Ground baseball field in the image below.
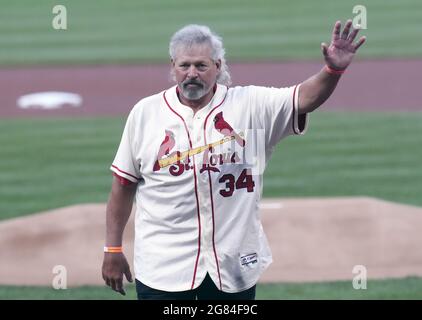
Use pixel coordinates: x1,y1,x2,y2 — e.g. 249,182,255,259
1,0,421,299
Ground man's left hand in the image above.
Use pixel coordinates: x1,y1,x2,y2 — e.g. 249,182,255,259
321,19,366,71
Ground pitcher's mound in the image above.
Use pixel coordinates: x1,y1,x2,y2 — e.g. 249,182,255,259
1,197,422,286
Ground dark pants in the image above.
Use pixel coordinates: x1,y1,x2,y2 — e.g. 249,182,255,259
136,273,256,300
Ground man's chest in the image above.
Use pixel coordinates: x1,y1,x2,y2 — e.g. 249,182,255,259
138,103,261,179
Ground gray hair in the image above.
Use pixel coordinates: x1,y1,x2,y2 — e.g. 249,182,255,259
169,24,232,86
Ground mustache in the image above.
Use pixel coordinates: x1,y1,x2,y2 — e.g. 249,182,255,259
183,80,204,87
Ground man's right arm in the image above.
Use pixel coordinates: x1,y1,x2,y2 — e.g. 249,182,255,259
105,175,137,246
102,176,137,295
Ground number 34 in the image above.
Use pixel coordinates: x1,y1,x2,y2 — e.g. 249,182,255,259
219,169,255,197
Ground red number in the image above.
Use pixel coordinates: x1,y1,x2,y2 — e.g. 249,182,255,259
219,169,255,197
219,174,235,197
236,169,255,192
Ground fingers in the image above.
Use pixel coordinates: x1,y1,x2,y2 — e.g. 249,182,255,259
347,27,360,42
124,267,133,283
331,20,341,42
104,272,127,295
331,19,366,51
110,278,116,291
103,254,130,295
341,19,353,39
321,42,328,57
110,277,126,296
116,281,126,296
354,36,366,51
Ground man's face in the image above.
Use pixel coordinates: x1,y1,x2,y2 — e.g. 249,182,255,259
172,44,221,101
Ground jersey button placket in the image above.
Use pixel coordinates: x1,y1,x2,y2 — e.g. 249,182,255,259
194,115,214,276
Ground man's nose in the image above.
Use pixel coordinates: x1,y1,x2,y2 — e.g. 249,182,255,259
187,65,198,78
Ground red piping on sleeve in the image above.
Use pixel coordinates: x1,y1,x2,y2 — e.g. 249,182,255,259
111,164,140,181
112,172,135,186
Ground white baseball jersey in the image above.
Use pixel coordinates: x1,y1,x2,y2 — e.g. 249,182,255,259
110,83,309,293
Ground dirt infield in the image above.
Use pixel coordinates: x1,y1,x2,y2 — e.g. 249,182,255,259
1,197,422,286
0,59,421,118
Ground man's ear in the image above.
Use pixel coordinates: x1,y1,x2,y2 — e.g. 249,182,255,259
216,59,222,71
171,59,175,68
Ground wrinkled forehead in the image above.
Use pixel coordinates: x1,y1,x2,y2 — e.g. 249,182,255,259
173,43,214,62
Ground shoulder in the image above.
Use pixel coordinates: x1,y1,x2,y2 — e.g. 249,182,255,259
229,85,296,102
226,85,275,98
223,86,253,104
227,85,256,95
225,85,280,107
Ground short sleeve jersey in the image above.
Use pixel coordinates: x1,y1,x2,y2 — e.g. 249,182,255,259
111,84,308,292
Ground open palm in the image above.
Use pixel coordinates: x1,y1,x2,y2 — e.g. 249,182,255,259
322,20,366,71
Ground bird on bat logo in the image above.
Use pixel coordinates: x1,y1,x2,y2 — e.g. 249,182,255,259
213,111,245,147
153,129,175,171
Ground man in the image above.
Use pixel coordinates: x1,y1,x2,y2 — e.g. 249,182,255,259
102,21,365,300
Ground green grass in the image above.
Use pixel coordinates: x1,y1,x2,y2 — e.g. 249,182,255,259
1,112,421,221
264,111,422,206
0,116,124,220
256,277,422,300
0,0,421,65
1,277,422,299
0,284,137,300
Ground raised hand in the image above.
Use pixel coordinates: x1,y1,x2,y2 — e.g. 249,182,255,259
321,20,366,71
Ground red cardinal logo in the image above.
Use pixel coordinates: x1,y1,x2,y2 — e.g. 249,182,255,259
213,111,245,147
153,129,175,171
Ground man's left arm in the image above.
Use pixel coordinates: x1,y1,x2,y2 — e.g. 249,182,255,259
298,20,366,115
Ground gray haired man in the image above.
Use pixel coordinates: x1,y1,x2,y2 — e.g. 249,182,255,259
102,22,365,300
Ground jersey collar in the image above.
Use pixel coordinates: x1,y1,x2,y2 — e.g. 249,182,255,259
164,84,228,120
